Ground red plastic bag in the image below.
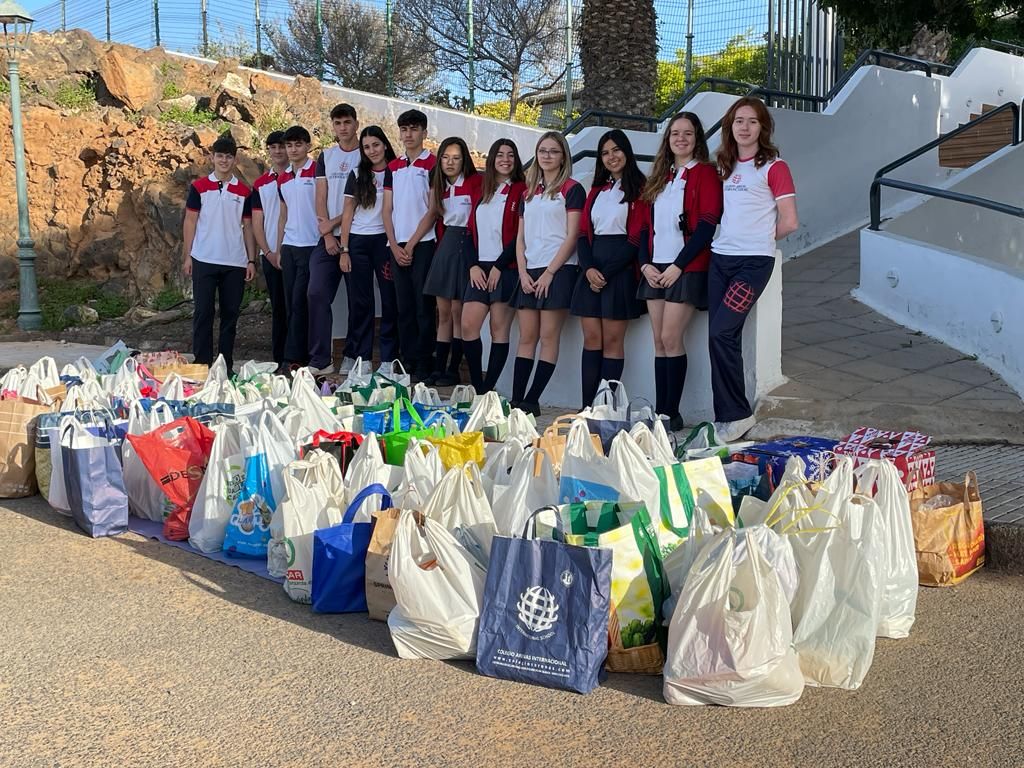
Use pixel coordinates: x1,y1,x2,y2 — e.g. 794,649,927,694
126,417,215,540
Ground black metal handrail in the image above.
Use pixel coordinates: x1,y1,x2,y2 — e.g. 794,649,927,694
869,178,1024,229
563,48,945,137
869,100,1023,229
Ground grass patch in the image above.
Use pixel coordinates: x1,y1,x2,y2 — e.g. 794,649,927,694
151,284,186,311
161,81,184,99
51,79,97,110
38,278,128,330
0,78,9,96
240,284,267,311
254,102,290,145
158,61,180,79
159,104,219,126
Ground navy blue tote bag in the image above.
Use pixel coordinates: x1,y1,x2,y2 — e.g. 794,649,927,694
476,511,613,694
311,484,391,613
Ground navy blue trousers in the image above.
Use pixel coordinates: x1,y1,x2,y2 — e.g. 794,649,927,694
346,233,399,362
707,252,776,422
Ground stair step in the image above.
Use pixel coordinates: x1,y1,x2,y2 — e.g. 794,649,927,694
939,106,1015,168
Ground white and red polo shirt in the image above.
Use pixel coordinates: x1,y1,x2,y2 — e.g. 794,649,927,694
185,173,252,267
385,149,436,244
278,157,320,247
316,144,361,236
343,166,393,236
712,157,795,258
520,178,585,269
249,169,282,254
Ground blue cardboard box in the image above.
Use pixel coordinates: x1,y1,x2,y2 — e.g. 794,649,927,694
730,436,839,489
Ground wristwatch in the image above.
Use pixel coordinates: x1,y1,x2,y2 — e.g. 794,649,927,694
340,245,350,253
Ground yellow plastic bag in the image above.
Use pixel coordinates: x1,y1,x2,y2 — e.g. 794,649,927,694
428,431,485,470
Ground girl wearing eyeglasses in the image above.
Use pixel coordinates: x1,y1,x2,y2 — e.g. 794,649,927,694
709,97,798,442
509,132,584,415
462,139,527,393
571,129,648,409
638,112,722,431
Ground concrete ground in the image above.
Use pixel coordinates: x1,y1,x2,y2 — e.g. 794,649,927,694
3,495,1023,768
756,231,1024,443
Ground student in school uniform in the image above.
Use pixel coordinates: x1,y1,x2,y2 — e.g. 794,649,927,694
308,103,361,376
571,129,648,409
181,135,256,375
638,112,723,431
462,138,527,393
274,125,320,371
248,131,289,372
510,131,584,415
382,109,437,382
337,126,400,369
405,137,481,386
710,97,798,441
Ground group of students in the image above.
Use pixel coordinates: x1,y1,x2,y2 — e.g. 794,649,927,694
182,96,797,442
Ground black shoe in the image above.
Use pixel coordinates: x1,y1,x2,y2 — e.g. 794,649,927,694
424,371,441,386
434,372,458,387
520,400,541,418
668,414,686,432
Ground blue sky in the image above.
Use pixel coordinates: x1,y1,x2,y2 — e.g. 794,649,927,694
26,0,767,96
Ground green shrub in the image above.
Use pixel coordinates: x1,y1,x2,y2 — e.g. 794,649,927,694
159,104,219,126
51,79,96,110
38,278,128,330
151,284,186,311
162,81,183,99
0,78,9,96
474,100,542,125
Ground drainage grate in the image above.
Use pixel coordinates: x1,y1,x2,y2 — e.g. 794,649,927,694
933,445,1024,526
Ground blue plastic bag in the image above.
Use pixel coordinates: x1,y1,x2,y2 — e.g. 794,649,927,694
222,451,276,558
476,520,613,694
61,421,129,538
311,484,391,613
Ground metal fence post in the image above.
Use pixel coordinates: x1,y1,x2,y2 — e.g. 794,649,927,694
467,0,475,110
60,0,65,31
106,0,111,41
153,0,161,46
385,0,394,96
564,0,573,128
684,0,694,89
316,0,325,80
201,0,209,56
255,0,262,66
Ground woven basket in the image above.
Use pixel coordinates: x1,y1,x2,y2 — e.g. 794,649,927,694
606,606,663,675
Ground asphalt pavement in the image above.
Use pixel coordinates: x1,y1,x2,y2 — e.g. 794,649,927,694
2,494,1022,768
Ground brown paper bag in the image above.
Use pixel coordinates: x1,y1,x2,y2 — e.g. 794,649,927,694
910,472,985,586
0,398,53,498
365,508,407,621
533,415,602,474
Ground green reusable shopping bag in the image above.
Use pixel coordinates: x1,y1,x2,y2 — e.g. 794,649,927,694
653,463,696,539
380,397,445,467
542,501,668,672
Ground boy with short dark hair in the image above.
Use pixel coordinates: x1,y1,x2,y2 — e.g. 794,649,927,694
182,135,256,375
383,108,437,380
308,103,361,376
249,130,289,371
275,125,319,370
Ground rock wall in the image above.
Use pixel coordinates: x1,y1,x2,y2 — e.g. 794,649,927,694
0,30,433,302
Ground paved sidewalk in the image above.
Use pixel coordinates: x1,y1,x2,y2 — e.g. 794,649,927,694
757,231,1024,442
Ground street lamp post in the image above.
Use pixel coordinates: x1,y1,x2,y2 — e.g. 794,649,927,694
0,0,40,331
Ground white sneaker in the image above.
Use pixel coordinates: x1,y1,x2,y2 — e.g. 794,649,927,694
308,362,335,376
338,356,357,375
713,415,756,443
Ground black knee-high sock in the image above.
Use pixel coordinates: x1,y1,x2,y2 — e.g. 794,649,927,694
581,348,603,409
601,356,625,386
666,354,688,418
482,342,510,393
512,356,534,403
463,338,484,390
654,356,668,415
447,337,464,377
526,360,557,403
432,341,450,374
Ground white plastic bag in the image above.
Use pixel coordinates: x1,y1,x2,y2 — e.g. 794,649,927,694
28,357,61,390
122,401,176,521
392,438,445,510
422,463,497,565
158,373,186,401
188,421,246,552
582,379,629,418
490,447,558,536
288,369,345,440
387,511,488,660
663,528,804,707
255,409,299,510
449,384,476,406
480,437,525,501
273,450,345,600
377,360,411,388
629,420,676,466
344,435,398,521
411,382,443,406
854,458,918,639
559,418,618,504
506,408,539,443
464,390,505,434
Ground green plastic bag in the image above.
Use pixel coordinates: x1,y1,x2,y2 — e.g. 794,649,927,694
380,397,445,466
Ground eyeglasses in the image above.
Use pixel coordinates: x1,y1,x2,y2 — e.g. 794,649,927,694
536,148,563,157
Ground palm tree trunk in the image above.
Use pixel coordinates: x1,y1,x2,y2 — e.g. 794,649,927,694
579,0,657,125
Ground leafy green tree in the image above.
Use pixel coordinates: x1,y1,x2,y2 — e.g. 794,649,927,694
474,99,542,125
654,33,767,114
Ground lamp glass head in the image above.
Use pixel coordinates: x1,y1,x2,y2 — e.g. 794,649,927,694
0,1,33,58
